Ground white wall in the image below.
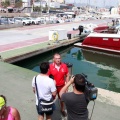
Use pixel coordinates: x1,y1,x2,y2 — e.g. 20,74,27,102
50,2,60,8
22,0,31,7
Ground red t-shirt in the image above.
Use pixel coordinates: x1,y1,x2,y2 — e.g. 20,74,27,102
48,63,69,86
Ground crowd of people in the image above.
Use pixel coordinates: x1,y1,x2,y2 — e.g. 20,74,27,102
0,53,89,120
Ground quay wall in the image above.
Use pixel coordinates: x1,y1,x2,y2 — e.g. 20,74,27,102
2,34,87,63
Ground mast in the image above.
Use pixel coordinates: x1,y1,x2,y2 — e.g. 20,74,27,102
104,0,105,7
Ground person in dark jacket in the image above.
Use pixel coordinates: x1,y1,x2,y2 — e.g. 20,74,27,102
60,74,89,120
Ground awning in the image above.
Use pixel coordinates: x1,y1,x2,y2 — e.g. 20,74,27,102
7,5,14,9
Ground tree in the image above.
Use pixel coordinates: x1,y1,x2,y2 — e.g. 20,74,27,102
15,0,23,8
33,6,41,12
1,0,10,8
43,3,48,12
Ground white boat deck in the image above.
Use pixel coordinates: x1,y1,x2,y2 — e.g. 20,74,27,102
74,42,120,53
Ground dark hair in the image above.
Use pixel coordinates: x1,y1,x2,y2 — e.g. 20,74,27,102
49,74,54,79
0,95,7,104
40,62,49,74
74,74,85,92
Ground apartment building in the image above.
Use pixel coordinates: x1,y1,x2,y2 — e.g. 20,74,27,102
56,0,64,3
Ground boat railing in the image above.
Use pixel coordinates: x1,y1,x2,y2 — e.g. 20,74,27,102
117,28,120,34
100,26,118,34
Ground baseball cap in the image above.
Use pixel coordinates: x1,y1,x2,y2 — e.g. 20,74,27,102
0,97,5,110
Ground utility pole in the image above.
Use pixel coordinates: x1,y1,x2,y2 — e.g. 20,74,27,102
48,0,50,14
104,0,105,8
48,0,50,23
40,0,42,16
87,0,90,11
89,0,90,7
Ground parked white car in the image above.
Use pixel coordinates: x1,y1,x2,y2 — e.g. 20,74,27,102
14,17,31,25
8,18,22,24
36,17,46,24
57,18,65,23
49,16,59,24
26,17,40,25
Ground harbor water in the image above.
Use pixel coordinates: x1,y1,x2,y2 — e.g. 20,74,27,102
14,46,120,93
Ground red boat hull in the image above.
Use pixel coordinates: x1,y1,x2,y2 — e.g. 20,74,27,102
74,33,120,55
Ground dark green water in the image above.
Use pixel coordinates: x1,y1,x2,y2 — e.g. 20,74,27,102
14,46,120,93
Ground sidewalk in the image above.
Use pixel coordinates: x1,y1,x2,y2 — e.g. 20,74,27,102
0,33,88,63
0,61,120,120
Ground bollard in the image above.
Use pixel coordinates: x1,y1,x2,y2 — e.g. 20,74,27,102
67,34,71,39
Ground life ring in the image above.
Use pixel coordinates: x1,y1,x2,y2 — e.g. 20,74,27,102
52,32,59,41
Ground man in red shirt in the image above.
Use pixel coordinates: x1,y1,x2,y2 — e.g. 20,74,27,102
48,53,69,117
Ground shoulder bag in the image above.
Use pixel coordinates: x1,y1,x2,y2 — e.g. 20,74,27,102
35,76,54,113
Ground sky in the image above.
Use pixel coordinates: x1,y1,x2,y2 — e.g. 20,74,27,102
65,0,119,7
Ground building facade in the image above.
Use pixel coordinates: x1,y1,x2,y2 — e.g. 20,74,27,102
46,0,64,3
54,0,64,3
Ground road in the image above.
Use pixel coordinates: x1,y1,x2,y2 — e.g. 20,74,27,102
0,19,110,46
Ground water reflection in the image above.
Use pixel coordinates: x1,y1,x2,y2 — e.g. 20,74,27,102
71,50,83,60
14,46,120,93
81,49,120,69
81,49,120,92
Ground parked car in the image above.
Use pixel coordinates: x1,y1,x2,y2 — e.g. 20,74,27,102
14,17,31,25
49,16,59,24
26,17,40,25
0,17,9,25
36,17,46,24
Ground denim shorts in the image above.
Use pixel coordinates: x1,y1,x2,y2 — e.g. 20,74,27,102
36,103,55,115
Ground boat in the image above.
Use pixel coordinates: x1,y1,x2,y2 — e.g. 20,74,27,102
74,25,120,55
93,25,109,33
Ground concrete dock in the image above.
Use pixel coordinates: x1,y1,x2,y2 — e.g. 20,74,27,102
0,19,120,120
1,61,120,120
0,34,87,63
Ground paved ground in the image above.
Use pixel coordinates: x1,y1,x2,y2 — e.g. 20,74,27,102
0,61,120,120
1,19,120,120
0,19,110,46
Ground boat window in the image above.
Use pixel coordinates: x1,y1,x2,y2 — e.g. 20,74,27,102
113,39,119,41
103,38,108,40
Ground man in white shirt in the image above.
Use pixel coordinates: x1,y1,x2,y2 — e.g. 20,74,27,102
32,62,57,120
